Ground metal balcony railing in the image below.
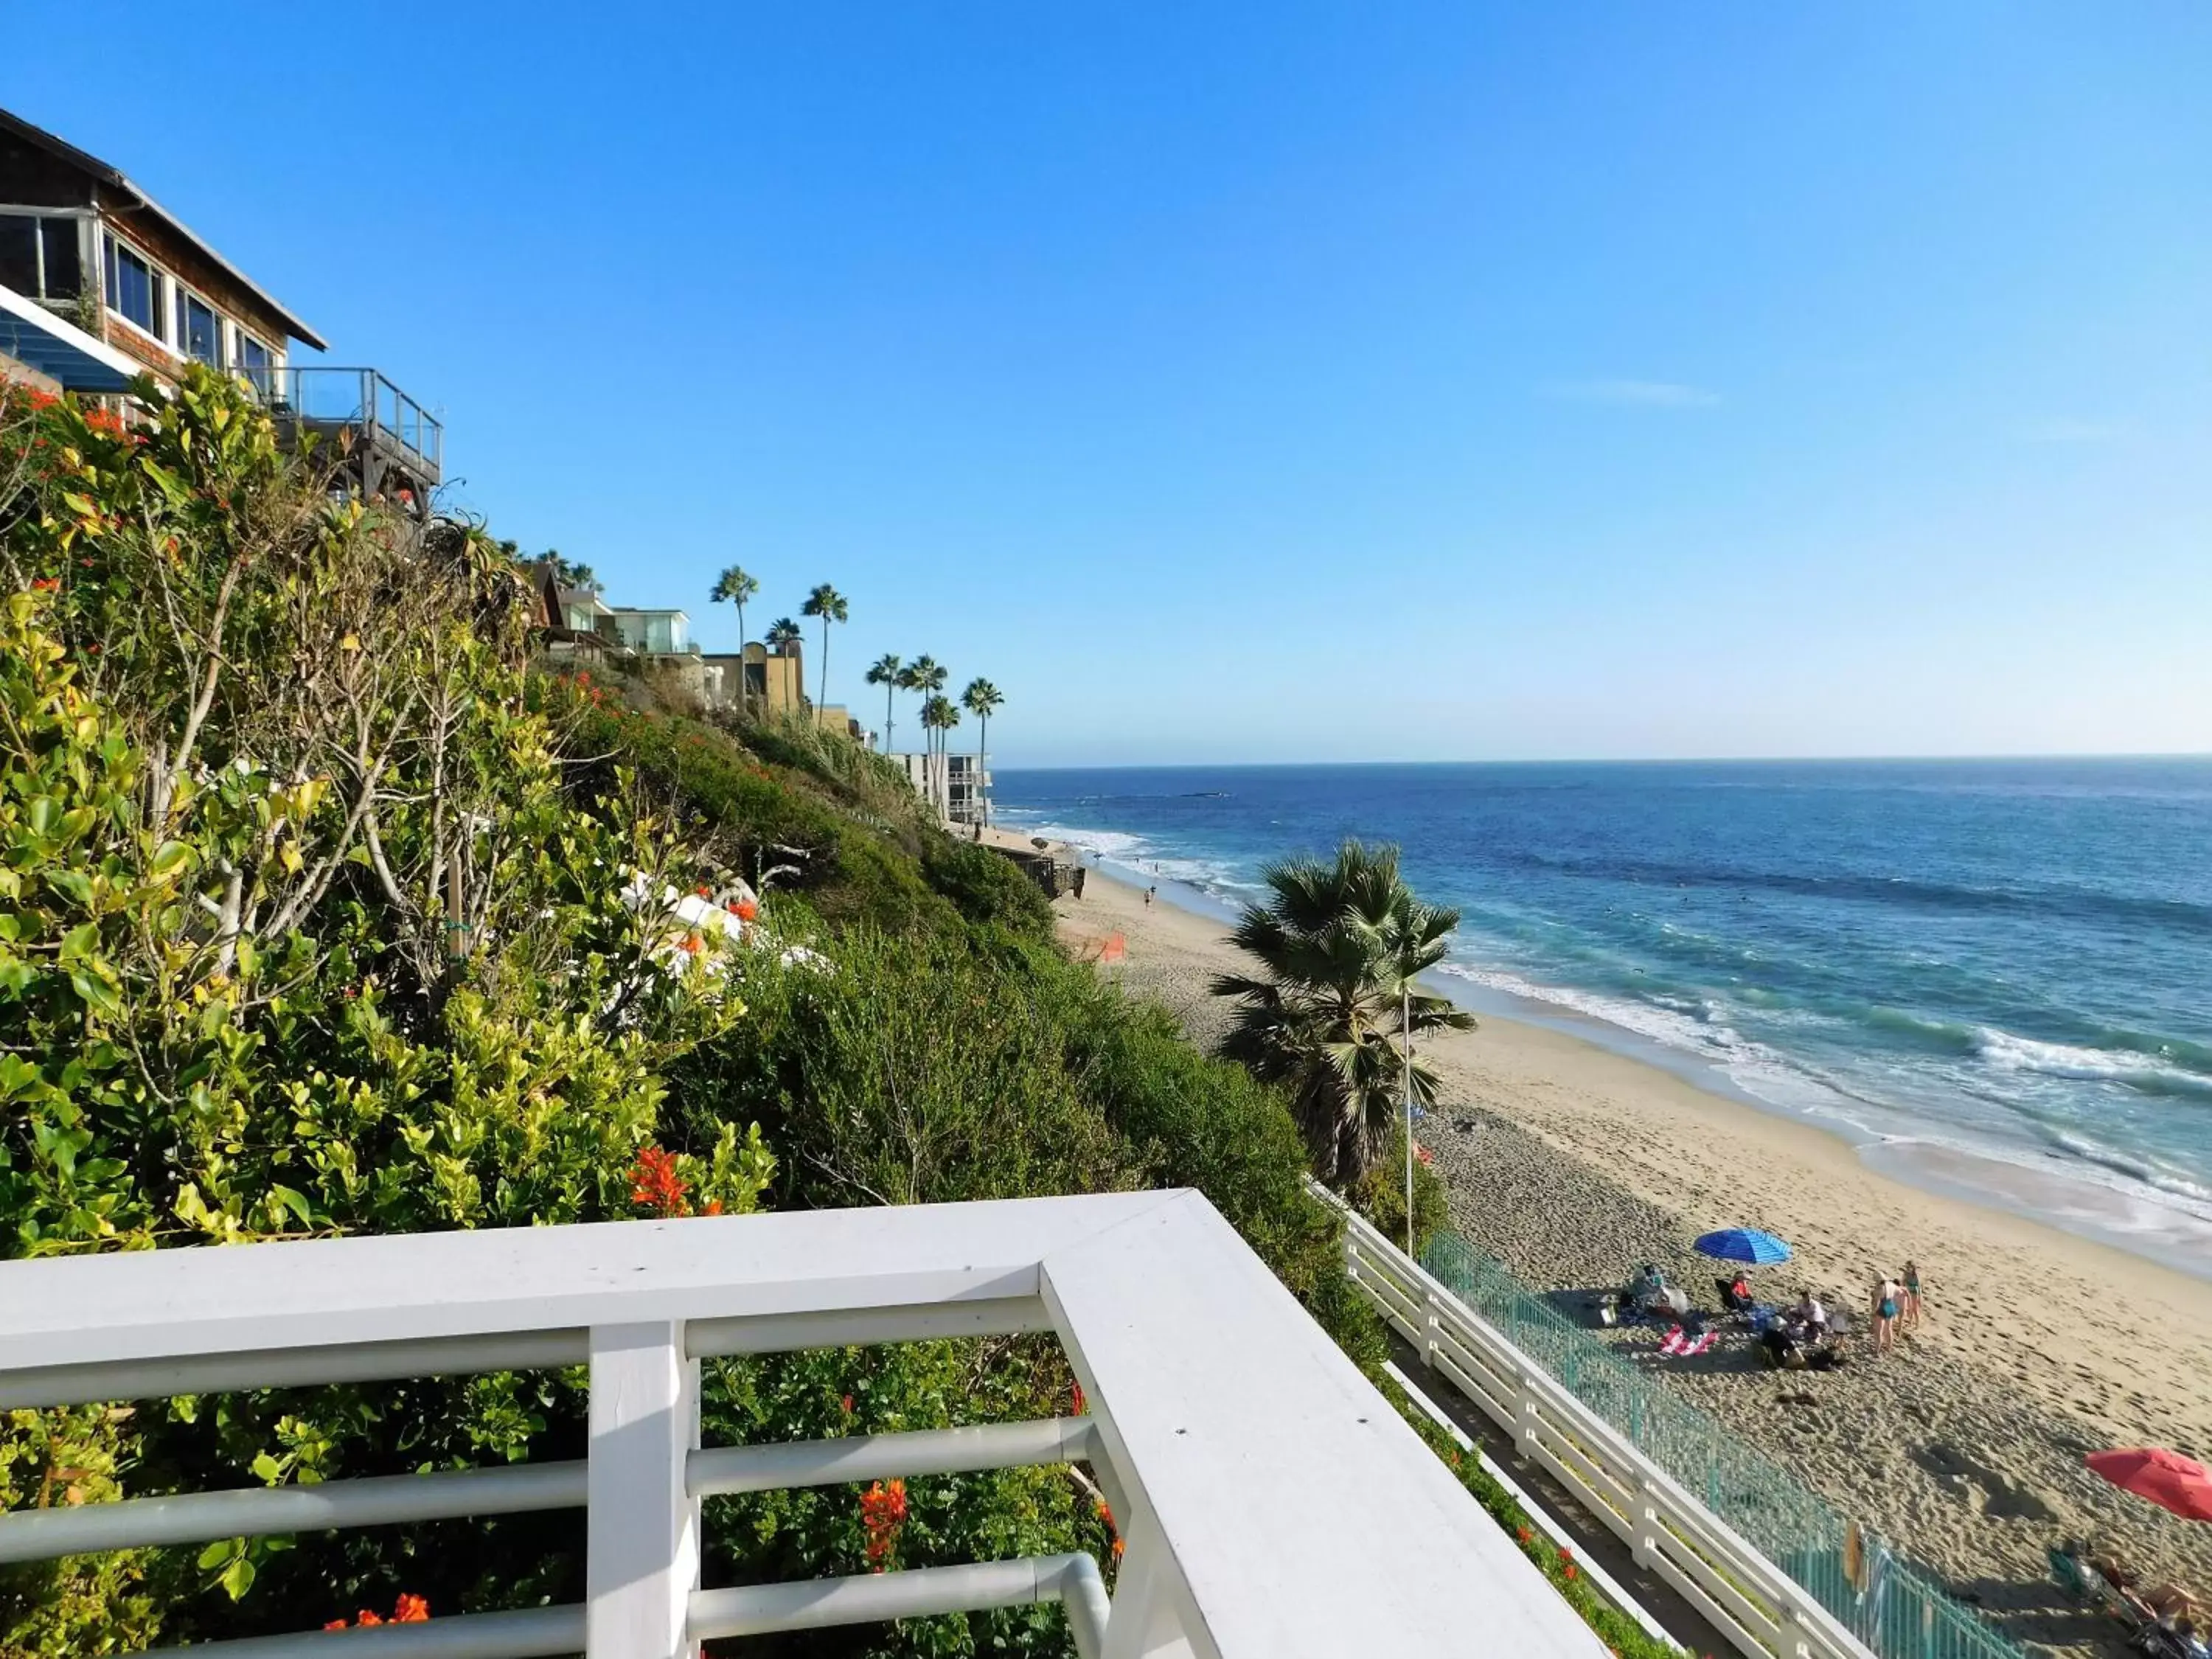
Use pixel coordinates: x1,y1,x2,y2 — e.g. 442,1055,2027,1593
0,1189,1607,1658
242,366,442,484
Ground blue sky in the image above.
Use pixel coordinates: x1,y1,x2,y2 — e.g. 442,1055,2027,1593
10,4,2209,765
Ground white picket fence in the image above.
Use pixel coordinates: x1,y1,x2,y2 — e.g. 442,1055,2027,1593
1321,1190,1882,1659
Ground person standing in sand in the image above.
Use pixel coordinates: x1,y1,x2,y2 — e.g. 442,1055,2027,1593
1901,1259,1922,1329
1871,1273,1902,1357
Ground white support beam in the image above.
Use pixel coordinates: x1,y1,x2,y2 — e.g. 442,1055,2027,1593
586,1323,698,1659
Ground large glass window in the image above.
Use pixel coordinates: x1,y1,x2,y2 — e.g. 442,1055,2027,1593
175,289,221,364
0,213,82,300
235,332,271,373
40,219,80,299
0,217,32,296
102,233,162,338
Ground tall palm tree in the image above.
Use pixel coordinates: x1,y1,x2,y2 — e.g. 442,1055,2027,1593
709,566,759,714
920,693,960,817
866,653,903,751
961,678,1003,827
900,656,945,757
766,617,801,653
1210,841,1475,1186
801,583,848,712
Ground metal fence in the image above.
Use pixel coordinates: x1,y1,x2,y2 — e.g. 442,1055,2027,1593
1419,1228,2026,1659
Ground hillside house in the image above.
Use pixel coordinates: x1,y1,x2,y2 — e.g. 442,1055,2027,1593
0,105,440,499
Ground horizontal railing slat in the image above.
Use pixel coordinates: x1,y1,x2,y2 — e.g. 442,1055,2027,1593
0,1461,587,1565
690,1418,1098,1497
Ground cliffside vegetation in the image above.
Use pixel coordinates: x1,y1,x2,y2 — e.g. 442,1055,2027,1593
0,372,1377,1656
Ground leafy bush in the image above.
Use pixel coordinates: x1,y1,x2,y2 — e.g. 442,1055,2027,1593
918,836,1054,938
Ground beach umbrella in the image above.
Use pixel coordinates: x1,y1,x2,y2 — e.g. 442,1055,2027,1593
2086,1448,2212,1521
1692,1228,1793,1265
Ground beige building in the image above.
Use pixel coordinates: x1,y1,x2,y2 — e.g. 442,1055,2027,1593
890,751,990,825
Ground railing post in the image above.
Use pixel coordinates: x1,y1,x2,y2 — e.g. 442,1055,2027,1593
1514,1371,1541,1460
1421,1290,1443,1370
587,1321,699,1659
1776,1598,1810,1659
1631,1477,1660,1570
1101,1512,1197,1659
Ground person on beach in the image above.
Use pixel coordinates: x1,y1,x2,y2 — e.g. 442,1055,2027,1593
1871,1273,1902,1357
1792,1290,1828,1337
1901,1259,1922,1329
1145,886,1156,906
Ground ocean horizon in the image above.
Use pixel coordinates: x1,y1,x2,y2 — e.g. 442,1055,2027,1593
994,756,2212,1274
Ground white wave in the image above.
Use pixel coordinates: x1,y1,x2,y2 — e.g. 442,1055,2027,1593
1436,962,1751,1060
1974,1029,2212,1097
1031,823,1148,859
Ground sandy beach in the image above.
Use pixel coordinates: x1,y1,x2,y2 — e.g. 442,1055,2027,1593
1048,855,2212,1657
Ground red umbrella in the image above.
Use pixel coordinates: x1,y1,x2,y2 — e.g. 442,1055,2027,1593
2087,1448,2212,1521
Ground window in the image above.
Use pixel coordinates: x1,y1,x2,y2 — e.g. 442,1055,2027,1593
234,331,271,373
102,233,164,339
0,213,83,301
175,288,221,364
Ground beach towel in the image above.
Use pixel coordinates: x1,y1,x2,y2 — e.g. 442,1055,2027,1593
1661,1326,1716,1358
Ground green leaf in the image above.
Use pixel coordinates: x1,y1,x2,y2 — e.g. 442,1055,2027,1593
69,971,121,1017
58,921,100,964
195,1538,238,1571
251,1451,284,1485
147,840,194,881
218,1553,256,1599
268,1184,313,1228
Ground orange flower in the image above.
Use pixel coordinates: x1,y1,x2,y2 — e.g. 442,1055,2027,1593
1070,1381,1086,1416
29,577,58,592
324,1619,349,1630
355,1610,383,1626
696,885,710,897
733,898,758,922
860,1478,908,1569
393,1593,430,1622
679,933,703,956
628,1145,691,1217
703,1198,723,1216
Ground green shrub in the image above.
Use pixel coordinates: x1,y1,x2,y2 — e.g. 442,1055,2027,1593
1352,1127,1450,1260
919,836,1054,937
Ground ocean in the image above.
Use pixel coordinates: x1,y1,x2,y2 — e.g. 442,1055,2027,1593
994,758,2212,1270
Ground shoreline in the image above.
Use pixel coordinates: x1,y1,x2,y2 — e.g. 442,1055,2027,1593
1051,856,2212,1655
1040,830,2212,1286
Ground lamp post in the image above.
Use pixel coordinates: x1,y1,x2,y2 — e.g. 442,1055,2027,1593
1402,978,1415,1258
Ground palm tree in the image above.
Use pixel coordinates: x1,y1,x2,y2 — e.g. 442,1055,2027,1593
920,693,960,818
961,678,1003,827
866,654,903,751
766,617,801,654
709,566,759,714
899,655,945,757
1210,841,1475,1186
801,583,848,712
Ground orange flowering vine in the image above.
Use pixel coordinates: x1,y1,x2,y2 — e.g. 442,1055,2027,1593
860,1478,908,1571
325,1594,427,1629
628,1145,690,1217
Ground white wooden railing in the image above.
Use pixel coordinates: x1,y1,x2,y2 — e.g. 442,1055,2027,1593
1322,1191,1880,1659
0,1189,1611,1658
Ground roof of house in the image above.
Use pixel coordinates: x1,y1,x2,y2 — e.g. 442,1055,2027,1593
1,106,328,351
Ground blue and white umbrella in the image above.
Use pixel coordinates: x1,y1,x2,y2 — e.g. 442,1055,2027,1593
1693,1227,1792,1265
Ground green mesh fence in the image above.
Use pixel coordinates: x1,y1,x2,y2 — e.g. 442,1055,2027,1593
1420,1231,2026,1659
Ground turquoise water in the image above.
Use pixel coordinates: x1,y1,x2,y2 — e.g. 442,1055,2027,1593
995,759,2212,1265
